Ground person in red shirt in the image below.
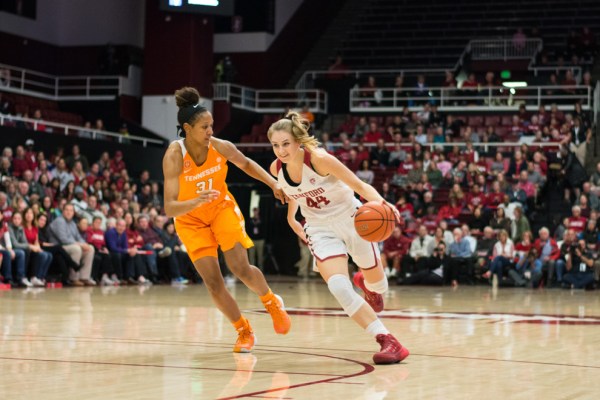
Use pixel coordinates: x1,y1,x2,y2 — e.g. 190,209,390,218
86,216,117,286
381,226,412,278
395,195,414,222
11,145,29,178
334,139,353,166
24,139,38,171
518,170,536,198
514,231,533,263
355,142,370,164
437,197,462,224
363,122,383,143
466,184,487,212
109,150,126,176
567,206,587,233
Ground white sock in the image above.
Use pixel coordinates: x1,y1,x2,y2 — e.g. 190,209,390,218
365,319,389,337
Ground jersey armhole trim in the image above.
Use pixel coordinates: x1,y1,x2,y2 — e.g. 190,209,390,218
276,159,282,173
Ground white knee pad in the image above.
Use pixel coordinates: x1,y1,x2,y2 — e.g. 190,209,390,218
364,277,388,294
327,274,365,317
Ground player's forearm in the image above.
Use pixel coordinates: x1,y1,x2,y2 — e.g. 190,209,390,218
242,159,277,189
355,182,385,203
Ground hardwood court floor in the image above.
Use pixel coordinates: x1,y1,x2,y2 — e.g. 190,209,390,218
1,279,599,400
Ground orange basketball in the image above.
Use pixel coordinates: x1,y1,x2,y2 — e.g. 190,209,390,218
354,201,396,242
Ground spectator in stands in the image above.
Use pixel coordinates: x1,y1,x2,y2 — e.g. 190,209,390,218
413,75,429,103
86,216,117,286
78,121,93,139
65,144,89,172
353,117,368,141
363,121,382,143
561,143,587,201
512,28,527,50
0,68,10,87
29,211,70,284
407,160,424,185
381,182,396,204
54,158,74,191
460,73,479,101
137,214,183,284
533,227,561,286
388,143,406,168
355,159,375,185
474,226,496,274
507,180,528,212
569,118,590,167
482,229,514,284
31,109,46,132
0,211,28,287
370,138,390,167
447,228,474,287
469,207,487,234
426,161,443,189
507,150,527,179
461,224,477,253
414,125,427,145
579,182,599,211
403,241,447,286
48,203,95,286
567,205,587,233
110,151,126,176
511,207,530,242
563,239,595,289
403,225,433,275
510,246,542,288
105,218,143,285
9,210,52,287
443,70,457,88
381,226,411,280
580,27,597,56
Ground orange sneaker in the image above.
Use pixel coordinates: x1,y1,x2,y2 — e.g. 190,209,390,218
263,294,291,335
233,322,256,353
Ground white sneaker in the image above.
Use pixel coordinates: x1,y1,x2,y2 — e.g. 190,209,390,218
101,275,115,286
21,278,33,288
31,277,45,287
388,269,397,278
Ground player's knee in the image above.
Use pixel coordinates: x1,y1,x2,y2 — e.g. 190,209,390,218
327,274,364,317
203,276,226,294
364,277,388,294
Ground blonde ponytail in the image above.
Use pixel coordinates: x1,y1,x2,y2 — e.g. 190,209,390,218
268,111,320,151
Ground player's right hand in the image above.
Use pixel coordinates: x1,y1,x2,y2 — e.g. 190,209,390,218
197,190,220,204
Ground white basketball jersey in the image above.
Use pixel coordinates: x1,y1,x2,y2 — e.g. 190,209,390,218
276,150,360,222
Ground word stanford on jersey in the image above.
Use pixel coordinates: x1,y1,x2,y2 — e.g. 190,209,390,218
289,187,325,200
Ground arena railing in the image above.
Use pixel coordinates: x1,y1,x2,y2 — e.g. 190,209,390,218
0,63,142,100
0,113,164,147
348,85,594,112
233,141,567,152
213,83,328,114
294,68,447,90
468,39,543,61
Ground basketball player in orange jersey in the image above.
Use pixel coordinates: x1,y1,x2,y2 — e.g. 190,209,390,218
162,87,291,353
268,112,409,364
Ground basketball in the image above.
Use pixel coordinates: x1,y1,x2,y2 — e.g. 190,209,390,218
354,201,396,242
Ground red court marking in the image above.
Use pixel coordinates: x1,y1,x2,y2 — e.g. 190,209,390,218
0,335,375,400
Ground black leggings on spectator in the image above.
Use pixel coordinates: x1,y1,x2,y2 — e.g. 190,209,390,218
92,252,114,281
42,244,77,283
110,253,148,280
403,270,443,285
446,258,475,284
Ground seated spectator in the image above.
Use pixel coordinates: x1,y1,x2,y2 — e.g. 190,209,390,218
510,246,542,287
381,226,412,280
388,143,407,167
356,159,374,185
482,229,515,286
466,184,487,212
86,216,118,286
36,212,74,284
461,224,477,254
578,219,599,254
32,109,46,132
580,182,599,211
137,214,184,284
369,138,390,167
469,207,487,234
426,161,443,189
403,241,447,286
437,197,462,225
353,117,368,141
414,125,427,145
447,228,474,287
507,150,527,179
106,218,148,285
363,122,382,143
395,195,414,222
381,182,396,204
563,239,595,289
9,211,52,287
48,203,95,286
402,225,433,277
0,212,28,287
533,227,561,286
335,139,353,166
474,227,496,276
407,160,424,185
486,181,505,210
517,171,536,198
568,205,587,233
507,181,528,211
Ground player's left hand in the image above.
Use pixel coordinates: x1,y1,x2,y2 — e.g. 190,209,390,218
272,183,288,204
383,200,401,224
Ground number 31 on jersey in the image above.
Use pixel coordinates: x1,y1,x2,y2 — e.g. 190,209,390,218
195,178,213,193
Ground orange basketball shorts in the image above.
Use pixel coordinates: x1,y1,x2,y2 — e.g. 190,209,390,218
175,198,253,262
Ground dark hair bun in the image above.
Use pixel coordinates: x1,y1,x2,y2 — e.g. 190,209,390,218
174,87,200,109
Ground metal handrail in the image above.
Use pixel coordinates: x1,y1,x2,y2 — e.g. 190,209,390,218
0,113,164,147
348,85,592,112
213,83,328,114
0,63,141,100
233,141,567,150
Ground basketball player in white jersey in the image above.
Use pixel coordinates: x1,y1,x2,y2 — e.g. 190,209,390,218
268,112,409,364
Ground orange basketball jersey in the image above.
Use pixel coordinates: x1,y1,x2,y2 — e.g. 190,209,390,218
176,139,230,222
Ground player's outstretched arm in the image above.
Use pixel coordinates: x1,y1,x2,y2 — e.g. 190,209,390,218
212,138,286,204
162,142,219,217
286,199,307,242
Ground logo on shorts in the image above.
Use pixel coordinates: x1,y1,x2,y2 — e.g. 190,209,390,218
310,178,316,185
